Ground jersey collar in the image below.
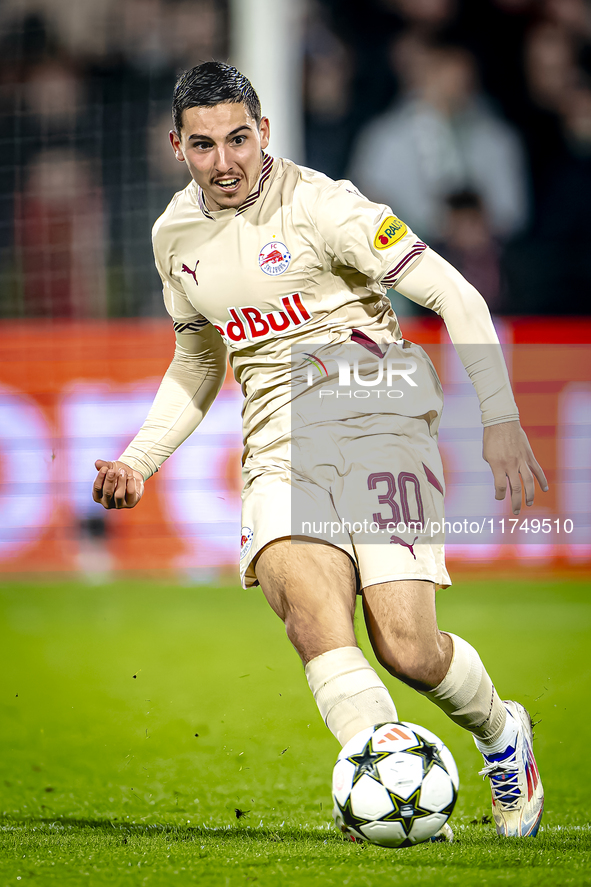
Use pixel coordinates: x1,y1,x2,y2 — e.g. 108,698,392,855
196,153,274,220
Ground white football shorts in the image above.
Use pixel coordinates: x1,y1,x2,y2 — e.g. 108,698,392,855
240,411,451,591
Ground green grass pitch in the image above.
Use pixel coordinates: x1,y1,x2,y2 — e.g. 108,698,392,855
0,575,590,886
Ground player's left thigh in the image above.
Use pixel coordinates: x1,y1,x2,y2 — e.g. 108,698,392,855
363,579,452,691
255,538,358,664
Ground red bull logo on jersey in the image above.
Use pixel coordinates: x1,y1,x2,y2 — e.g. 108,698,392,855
258,241,291,275
373,216,408,250
213,294,312,346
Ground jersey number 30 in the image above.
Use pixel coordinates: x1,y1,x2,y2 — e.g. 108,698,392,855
368,471,425,529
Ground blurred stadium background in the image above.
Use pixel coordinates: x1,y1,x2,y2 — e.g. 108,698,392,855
0,0,590,580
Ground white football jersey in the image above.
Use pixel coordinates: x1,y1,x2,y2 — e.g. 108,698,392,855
152,154,428,443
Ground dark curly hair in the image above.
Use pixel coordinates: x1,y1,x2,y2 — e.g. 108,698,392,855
172,61,261,134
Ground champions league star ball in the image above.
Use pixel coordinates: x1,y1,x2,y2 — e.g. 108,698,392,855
332,722,459,847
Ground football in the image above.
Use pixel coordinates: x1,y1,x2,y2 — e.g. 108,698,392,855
332,722,459,847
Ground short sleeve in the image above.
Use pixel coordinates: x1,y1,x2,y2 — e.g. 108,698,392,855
311,179,426,287
152,226,210,334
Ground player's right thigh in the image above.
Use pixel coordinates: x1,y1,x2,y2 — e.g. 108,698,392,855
255,539,358,665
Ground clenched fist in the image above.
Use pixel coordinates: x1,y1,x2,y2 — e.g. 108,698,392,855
92,460,145,509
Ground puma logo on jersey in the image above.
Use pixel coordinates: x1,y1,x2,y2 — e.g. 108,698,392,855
390,535,419,559
214,294,312,345
181,260,199,284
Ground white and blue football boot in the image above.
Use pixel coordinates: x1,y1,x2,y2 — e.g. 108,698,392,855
478,700,544,837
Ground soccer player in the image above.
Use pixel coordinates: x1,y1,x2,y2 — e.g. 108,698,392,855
92,62,547,838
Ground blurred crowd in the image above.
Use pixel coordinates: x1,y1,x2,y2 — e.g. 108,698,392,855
0,0,590,319
308,0,591,314
0,0,227,318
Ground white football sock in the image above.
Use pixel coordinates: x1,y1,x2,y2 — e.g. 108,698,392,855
420,633,507,743
305,646,398,747
474,709,519,756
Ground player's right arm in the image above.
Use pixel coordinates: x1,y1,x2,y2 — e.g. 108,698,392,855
92,323,228,509
94,216,228,510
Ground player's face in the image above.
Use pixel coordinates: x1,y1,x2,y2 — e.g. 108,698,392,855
170,103,270,211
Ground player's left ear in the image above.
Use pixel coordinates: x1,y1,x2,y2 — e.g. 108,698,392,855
169,130,185,163
259,117,270,151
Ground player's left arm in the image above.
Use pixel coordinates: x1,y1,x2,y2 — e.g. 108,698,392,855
310,180,546,513
310,178,425,286
395,248,548,515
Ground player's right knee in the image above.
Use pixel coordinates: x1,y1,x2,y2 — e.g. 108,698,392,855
284,616,325,664
283,610,356,665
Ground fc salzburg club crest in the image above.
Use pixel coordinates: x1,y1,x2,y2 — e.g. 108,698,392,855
258,241,291,275
240,527,254,560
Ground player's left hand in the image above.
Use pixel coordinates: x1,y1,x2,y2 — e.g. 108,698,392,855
483,420,548,515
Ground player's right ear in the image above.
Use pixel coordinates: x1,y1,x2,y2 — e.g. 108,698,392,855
169,130,185,163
